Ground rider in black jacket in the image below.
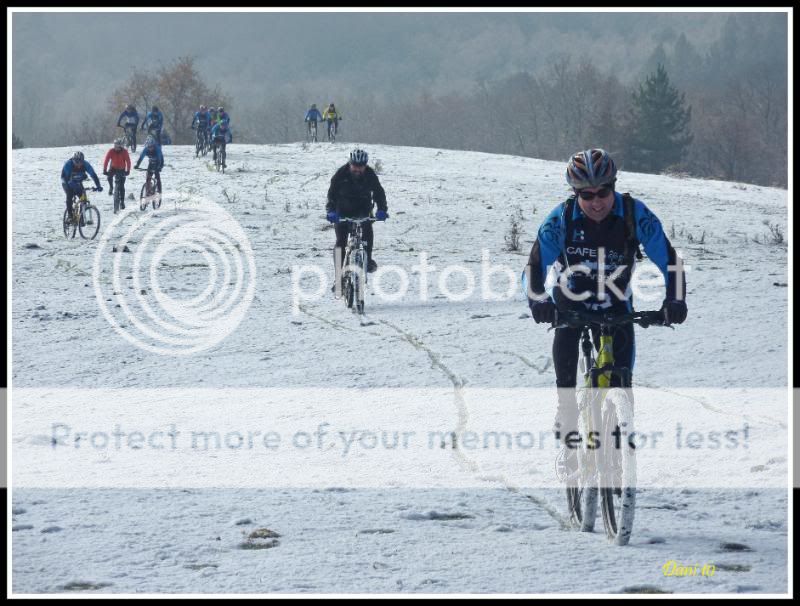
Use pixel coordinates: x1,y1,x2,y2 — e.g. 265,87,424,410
326,148,388,278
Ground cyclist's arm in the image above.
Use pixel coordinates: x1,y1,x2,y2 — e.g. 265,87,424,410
326,172,342,212
61,161,71,184
524,204,565,302
633,199,686,301
116,112,124,127
85,162,101,188
123,150,131,173
369,170,387,212
156,147,164,170
103,150,112,174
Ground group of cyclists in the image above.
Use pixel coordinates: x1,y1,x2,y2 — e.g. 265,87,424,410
305,102,341,141
190,104,232,163
58,135,690,490
61,102,236,221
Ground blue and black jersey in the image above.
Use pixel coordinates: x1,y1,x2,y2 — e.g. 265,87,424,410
137,144,164,170
525,192,685,310
61,159,101,188
117,110,139,129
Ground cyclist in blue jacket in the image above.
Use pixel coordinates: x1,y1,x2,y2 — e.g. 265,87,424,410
141,105,164,145
304,103,323,136
216,106,230,127
134,136,164,194
524,148,687,452
61,151,102,218
116,104,140,149
191,105,211,154
210,120,232,165
191,105,210,131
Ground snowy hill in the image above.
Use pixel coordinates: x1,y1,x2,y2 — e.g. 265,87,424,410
11,143,789,594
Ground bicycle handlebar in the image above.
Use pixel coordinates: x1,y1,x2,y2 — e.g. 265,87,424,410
551,308,671,330
338,217,377,224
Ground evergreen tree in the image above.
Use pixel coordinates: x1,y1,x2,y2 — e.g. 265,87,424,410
12,133,25,149
626,64,692,173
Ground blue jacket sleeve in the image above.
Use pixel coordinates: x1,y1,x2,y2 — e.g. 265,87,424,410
156,147,164,168
61,161,72,183
136,148,146,165
633,199,686,301
524,203,565,301
117,112,124,127
84,162,101,187
191,113,198,128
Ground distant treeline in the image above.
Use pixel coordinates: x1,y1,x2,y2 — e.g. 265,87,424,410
237,14,787,187
13,13,787,187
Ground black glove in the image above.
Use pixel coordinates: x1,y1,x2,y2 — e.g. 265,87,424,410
529,299,556,324
661,298,687,325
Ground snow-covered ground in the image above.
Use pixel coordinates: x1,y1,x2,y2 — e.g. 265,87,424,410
11,143,790,594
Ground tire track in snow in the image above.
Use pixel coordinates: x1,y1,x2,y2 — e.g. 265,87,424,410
377,318,571,530
635,380,786,430
489,349,552,375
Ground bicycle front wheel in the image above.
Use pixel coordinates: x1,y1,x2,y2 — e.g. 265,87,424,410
344,274,354,309
599,388,636,546
79,205,101,240
140,182,149,210
63,208,77,238
566,387,600,532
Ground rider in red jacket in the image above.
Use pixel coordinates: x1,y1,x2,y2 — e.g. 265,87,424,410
103,138,132,203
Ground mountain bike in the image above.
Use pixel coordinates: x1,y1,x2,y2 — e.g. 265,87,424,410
306,120,318,143
194,127,207,157
62,180,101,240
120,125,137,153
213,140,227,173
551,307,670,546
137,166,162,211
336,217,375,315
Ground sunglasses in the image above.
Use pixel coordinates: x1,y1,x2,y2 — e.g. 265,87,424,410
577,186,613,201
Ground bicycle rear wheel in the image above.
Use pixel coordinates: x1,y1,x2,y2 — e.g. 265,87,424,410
79,205,101,240
599,388,636,546
63,208,77,238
